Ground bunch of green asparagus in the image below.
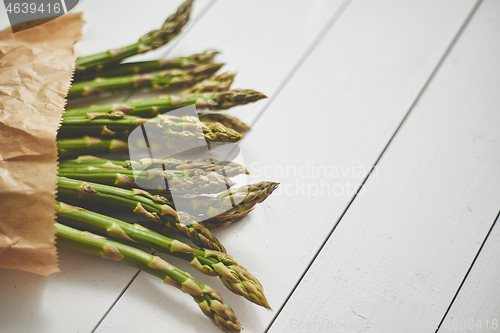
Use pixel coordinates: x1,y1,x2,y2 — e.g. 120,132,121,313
56,1,278,332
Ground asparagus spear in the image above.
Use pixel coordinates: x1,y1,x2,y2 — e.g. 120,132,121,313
57,120,242,157
59,156,249,177
75,50,219,81
55,223,241,332
199,113,251,133
126,158,249,177
68,63,224,99
57,177,226,252
180,72,235,96
75,0,194,72
59,114,244,143
186,182,279,228
57,137,129,158
62,90,267,119
58,155,124,169
56,202,270,308
58,167,235,195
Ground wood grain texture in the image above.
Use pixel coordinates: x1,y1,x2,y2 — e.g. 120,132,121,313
95,0,477,332
269,0,500,332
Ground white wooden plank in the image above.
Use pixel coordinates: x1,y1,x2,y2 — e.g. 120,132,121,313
439,215,500,333
435,2,500,331
96,0,477,332
0,4,8,30
0,1,214,332
269,0,500,332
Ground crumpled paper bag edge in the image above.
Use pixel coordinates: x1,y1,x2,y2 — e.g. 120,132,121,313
0,12,84,276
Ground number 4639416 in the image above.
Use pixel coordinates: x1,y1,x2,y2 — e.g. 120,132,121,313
443,319,498,330
6,2,62,14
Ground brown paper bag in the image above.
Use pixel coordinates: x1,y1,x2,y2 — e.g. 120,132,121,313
0,13,84,275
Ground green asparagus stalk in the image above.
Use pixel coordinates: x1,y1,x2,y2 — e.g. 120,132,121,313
59,114,244,143
180,72,235,96
59,156,249,177
199,113,251,133
186,182,279,228
57,120,242,157
58,155,117,169
144,211,252,233
57,177,226,252
126,158,249,177
75,50,219,81
75,0,194,72
57,137,129,157
62,90,267,119
56,202,270,308
58,167,235,195
55,223,242,332
69,63,224,99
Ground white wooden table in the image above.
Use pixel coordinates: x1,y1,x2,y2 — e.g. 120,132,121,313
1,0,499,332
